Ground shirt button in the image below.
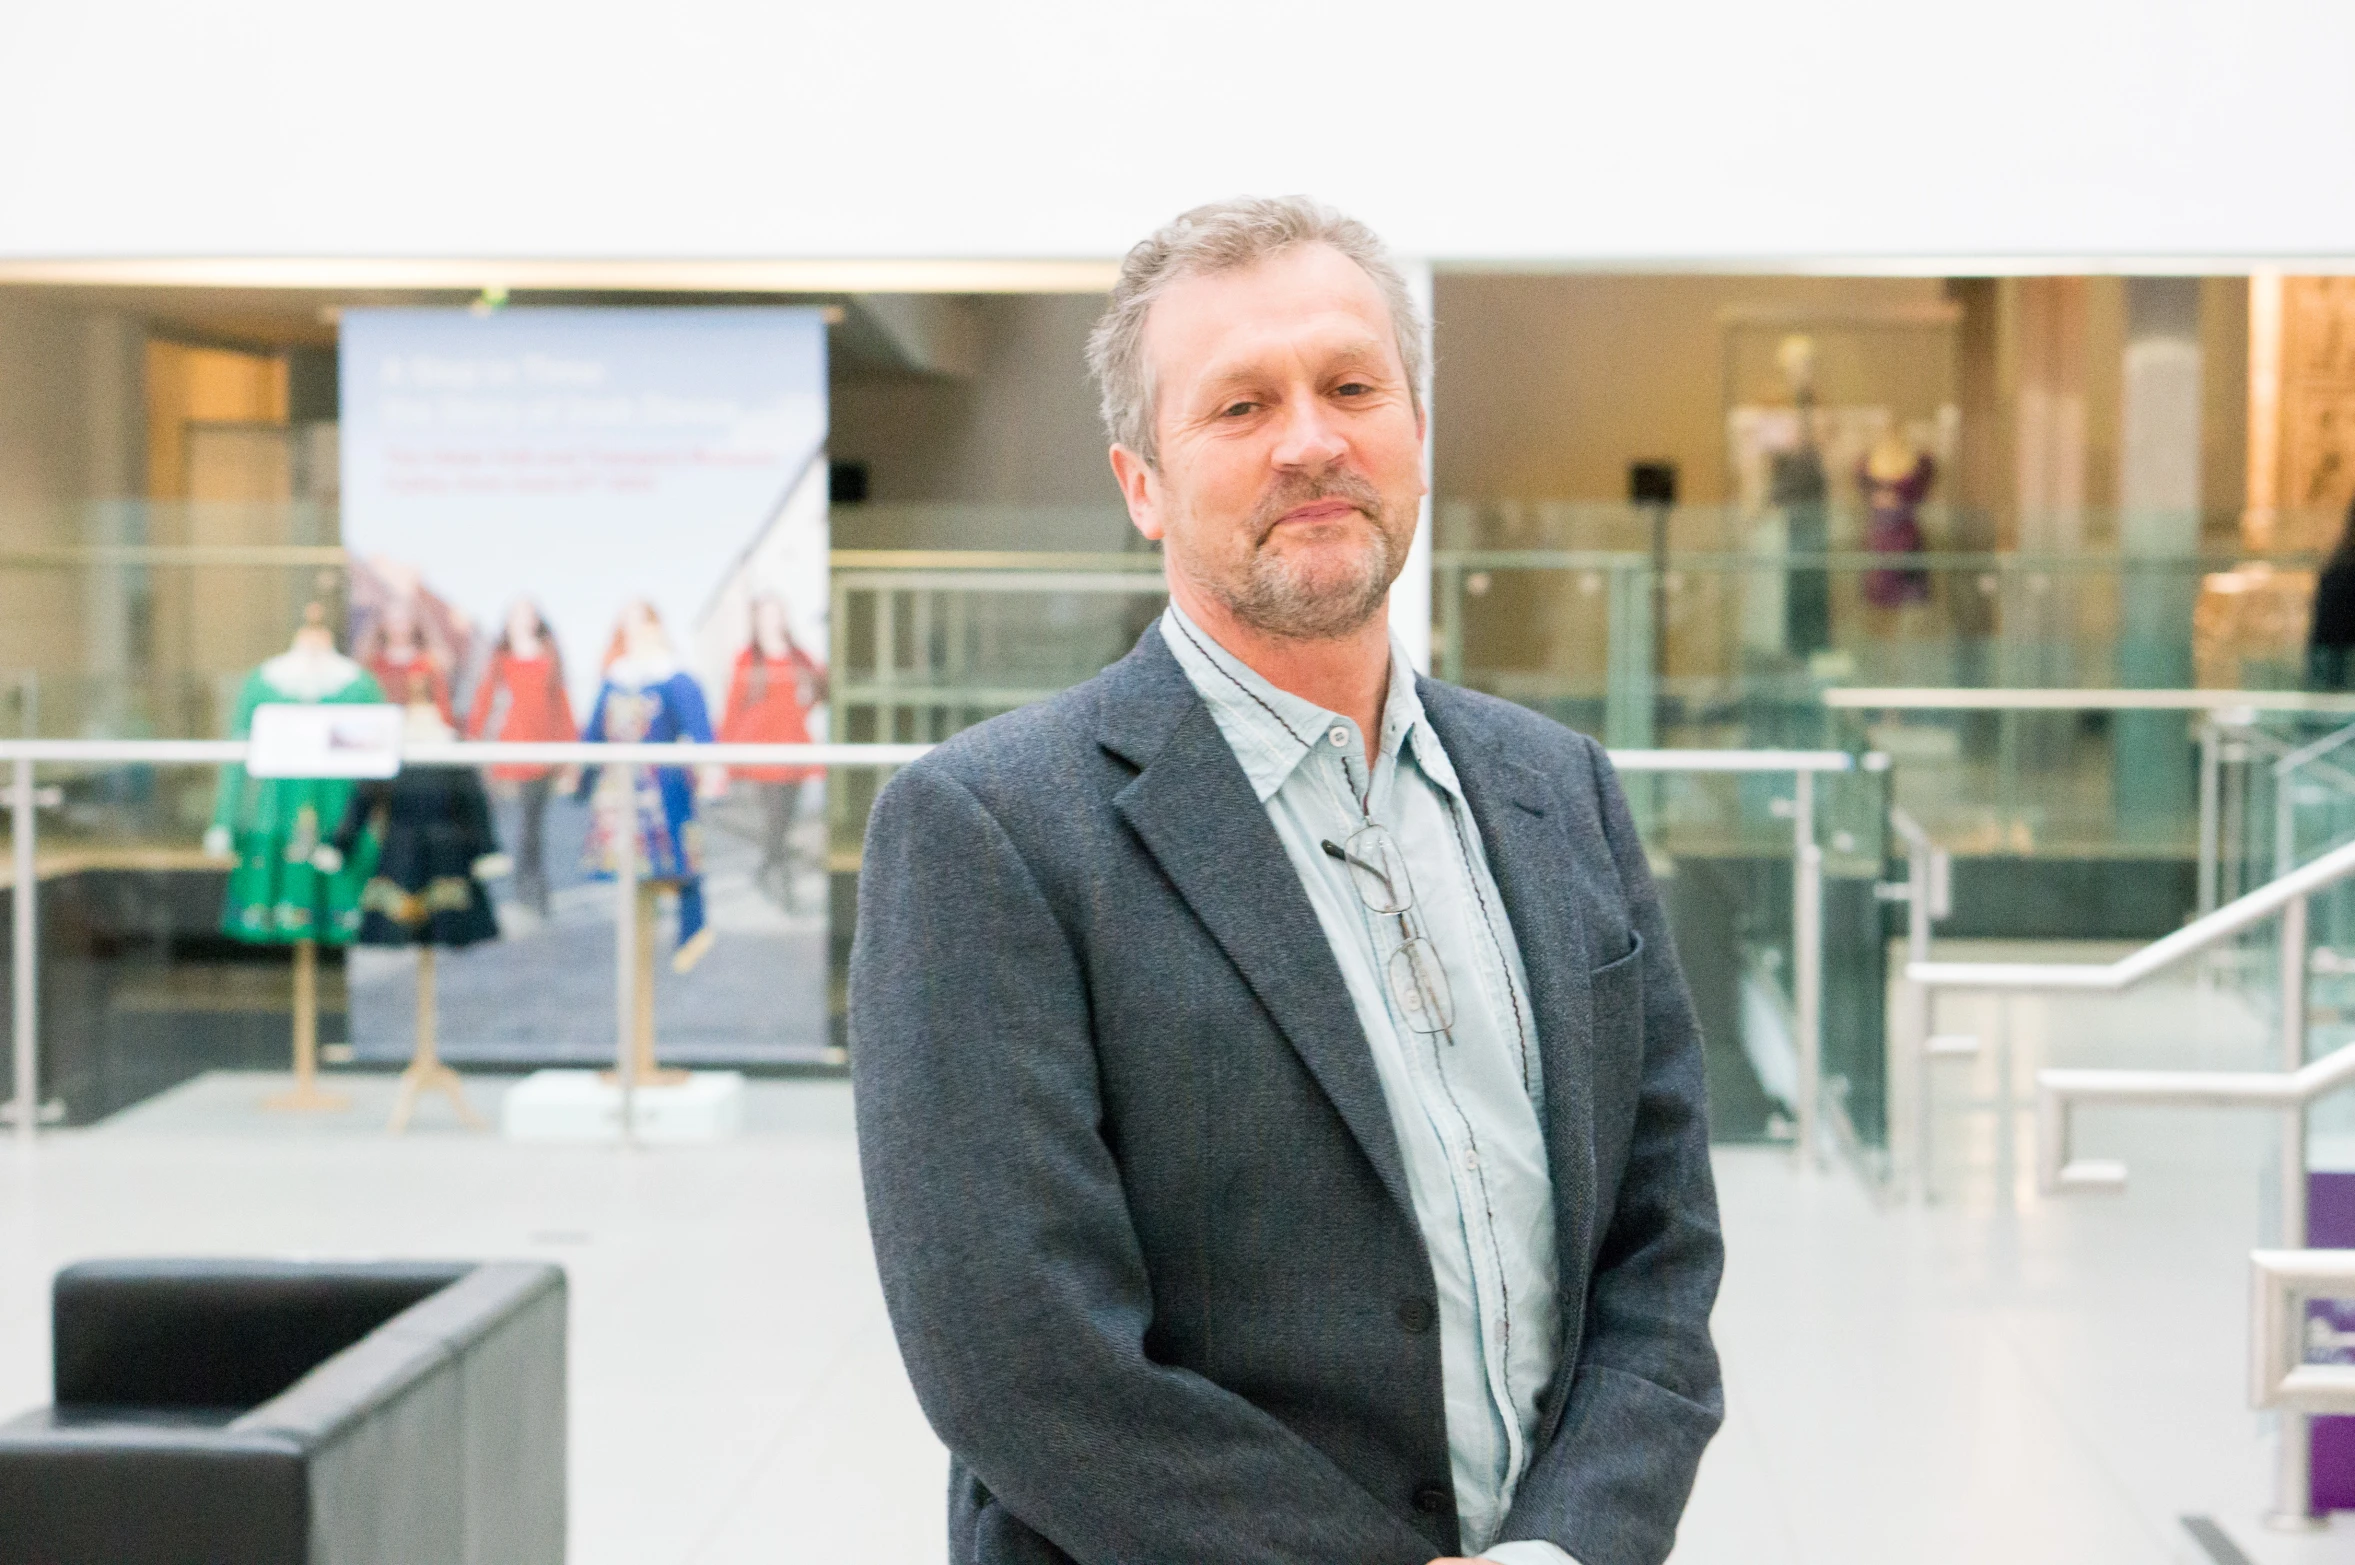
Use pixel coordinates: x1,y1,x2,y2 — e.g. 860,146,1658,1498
1413,1484,1452,1515
1327,726,1349,747
1396,1297,1435,1334
1461,1148,1480,1172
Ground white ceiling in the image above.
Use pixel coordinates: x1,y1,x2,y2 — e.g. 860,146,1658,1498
3,0,2350,272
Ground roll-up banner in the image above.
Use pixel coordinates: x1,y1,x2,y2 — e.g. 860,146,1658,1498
339,307,831,1065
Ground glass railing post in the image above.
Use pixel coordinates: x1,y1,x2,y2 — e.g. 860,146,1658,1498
2274,891,2318,1531
8,755,34,1148
2267,890,2324,1524
2276,754,2297,884
612,763,640,1147
1896,813,1937,1204
1604,562,1654,751
2198,718,2222,916
1794,768,1822,1167
2282,891,2310,1248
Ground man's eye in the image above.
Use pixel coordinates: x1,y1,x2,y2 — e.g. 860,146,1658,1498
1334,382,1370,397
1221,401,1256,418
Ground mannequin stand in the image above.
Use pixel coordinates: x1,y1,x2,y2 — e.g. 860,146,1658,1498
602,878,690,1089
390,946,484,1133
264,939,350,1112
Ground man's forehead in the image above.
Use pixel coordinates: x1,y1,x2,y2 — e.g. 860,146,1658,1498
1144,245,1397,386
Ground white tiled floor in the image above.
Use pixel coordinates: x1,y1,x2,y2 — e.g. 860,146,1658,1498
3,947,2355,1565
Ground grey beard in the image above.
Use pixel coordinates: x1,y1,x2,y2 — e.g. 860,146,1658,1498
1217,513,1399,641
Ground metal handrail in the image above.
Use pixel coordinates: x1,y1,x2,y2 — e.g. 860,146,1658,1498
1906,829,2355,1528
2267,716,2355,892
2272,717,2355,781
1885,809,1950,1202
2251,1251,2355,1527
1828,688,2355,713
0,739,933,767
1909,835,2355,993
2,738,1870,1168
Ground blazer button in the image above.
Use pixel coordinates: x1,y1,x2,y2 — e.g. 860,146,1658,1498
1396,1297,1435,1334
1413,1484,1451,1515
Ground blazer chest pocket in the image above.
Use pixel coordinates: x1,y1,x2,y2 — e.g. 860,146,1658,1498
1589,930,1646,1060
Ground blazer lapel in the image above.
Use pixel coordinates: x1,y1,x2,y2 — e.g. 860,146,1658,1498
1099,638,1419,1226
1417,680,1602,1281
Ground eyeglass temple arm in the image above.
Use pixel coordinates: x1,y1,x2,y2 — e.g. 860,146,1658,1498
1320,839,1380,876
1320,840,1406,910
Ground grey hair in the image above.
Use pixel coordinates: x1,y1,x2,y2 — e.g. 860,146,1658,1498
1085,195,1426,467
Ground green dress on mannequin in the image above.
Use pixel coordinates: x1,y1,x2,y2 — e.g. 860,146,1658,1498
205,628,387,944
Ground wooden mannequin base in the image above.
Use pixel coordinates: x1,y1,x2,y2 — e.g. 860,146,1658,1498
390,1060,485,1133
262,1084,352,1113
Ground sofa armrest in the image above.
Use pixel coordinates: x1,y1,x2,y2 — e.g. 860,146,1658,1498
231,1262,569,1565
0,1419,309,1565
54,1259,474,1410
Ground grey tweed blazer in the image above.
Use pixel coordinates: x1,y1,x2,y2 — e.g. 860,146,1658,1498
850,630,1722,1565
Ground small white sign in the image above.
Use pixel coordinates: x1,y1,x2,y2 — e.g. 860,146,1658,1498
247,703,405,779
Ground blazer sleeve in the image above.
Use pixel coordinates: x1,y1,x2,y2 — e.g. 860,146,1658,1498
1500,737,1725,1565
850,762,1440,1565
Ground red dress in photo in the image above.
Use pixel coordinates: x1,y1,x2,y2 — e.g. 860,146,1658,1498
717,647,822,782
465,652,578,783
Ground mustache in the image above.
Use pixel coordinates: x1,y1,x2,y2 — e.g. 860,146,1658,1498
1248,471,1386,543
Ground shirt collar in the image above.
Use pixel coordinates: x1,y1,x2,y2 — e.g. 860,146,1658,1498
1157,602,1460,806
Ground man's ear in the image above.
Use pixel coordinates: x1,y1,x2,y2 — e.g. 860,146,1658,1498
1109,445,1166,542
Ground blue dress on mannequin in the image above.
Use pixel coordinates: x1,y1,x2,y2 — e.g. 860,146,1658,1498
577,654,714,949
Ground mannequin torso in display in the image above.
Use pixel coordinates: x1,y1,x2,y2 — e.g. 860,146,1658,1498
207,616,385,945
1859,429,1935,607
335,701,504,951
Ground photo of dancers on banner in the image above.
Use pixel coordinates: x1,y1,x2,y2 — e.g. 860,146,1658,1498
336,306,831,1065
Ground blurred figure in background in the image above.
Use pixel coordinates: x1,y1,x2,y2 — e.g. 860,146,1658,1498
2311,497,2355,691
356,596,454,727
467,597,577,915
717,594,826,911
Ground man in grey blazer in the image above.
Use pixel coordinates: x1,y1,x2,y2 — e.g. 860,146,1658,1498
851,197,1722,1565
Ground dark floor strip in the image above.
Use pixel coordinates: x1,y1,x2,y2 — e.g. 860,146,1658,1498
2182,1515,2256,1565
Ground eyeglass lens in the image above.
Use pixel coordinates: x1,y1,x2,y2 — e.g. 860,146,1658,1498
1343,825,1413,915
1388,936,1455,1034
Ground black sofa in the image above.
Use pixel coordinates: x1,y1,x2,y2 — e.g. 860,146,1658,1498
0,1258,566,1565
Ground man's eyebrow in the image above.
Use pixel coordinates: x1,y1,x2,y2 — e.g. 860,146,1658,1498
1188,338,1395,400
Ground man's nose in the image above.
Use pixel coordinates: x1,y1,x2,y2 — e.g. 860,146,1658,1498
1269,394,1347,470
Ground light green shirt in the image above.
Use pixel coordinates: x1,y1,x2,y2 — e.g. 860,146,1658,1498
1160,605,1569,1563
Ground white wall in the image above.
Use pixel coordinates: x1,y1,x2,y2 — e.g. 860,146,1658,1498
3,1,2353,267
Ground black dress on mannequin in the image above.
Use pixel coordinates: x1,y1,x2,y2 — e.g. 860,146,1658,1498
334,768,503,948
